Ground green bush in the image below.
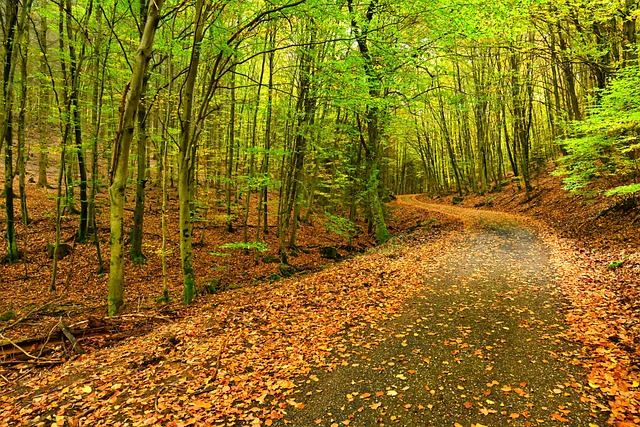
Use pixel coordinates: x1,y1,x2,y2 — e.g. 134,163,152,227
557,66,640,196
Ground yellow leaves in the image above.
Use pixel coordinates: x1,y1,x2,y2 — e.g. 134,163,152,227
479,407,497,416
286,399,304,409
278,379,295,389
81,385,92,394
386,390,398,396
192,400,212,409
369,402,382,410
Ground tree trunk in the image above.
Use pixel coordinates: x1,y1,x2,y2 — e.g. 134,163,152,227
178,0,207,305
17,30,29,226
37,17,50,189
108,0,164,316
130,2,150,264
1,0,32,262
347,0,389,243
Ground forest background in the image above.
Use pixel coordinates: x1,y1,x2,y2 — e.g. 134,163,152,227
1,0,639,315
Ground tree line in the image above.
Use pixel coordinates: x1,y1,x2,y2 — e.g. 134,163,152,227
1,0,637,314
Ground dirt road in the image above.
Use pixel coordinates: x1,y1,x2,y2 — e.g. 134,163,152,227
276,196,604,426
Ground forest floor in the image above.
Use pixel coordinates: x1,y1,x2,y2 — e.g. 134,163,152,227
1,164,639,426
0,157,429,370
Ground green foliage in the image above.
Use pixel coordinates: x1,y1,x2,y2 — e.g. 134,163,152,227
557,67,640,195
324,212,356,241
219,241,269,253
156,292,171,304
0,310,16,322
605,183,640,197
607,260,624,270
209,251,232,257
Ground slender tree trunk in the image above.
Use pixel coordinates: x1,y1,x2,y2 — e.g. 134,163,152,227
260,27,276,237
108,0,164,315
90,3,106,273
17,30,29,226
178,0,207,305
226,62,236,233
130,65,149,263
1,0,32,262
37,17,50,189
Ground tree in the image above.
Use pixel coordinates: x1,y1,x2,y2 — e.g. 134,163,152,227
1,0,33,262
108,0,164,316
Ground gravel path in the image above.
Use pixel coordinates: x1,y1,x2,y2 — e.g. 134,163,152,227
276,196,605,427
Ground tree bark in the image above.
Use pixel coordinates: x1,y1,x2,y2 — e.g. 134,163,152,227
108,0,164,316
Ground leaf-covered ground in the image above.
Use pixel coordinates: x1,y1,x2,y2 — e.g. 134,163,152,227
1,205,458,426
3,193,637,426
424,170,640,426
275,195,607,427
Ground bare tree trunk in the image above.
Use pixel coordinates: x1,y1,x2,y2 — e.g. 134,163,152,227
36,17,51,189
108,0,164,315
178,0,207,305
17,29,29,226
1,0,32,262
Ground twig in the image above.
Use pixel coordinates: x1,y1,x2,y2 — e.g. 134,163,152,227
193,339,227,396
37,322,60,358
155,386,166,413
0,333,40,360
0,298,61,333
118,313,175,322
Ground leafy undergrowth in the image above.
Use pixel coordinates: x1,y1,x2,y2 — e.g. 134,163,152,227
0,208,459,425
420,169,640,426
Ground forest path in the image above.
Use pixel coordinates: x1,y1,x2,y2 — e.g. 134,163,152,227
276,195,604,427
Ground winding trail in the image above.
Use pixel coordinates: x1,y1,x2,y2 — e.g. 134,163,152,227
278,196,604,426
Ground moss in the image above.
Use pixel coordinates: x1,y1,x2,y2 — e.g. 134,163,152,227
0,310,16,322
183,268,197,305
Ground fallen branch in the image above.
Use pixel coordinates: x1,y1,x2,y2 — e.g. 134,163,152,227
59,320,83,354
0,333,40,360
0,298,61,333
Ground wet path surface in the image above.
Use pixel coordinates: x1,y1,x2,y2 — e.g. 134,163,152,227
276,198,604,426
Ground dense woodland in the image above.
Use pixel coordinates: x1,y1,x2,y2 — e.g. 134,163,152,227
1,0,639,314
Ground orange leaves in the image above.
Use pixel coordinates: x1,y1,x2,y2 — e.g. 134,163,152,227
550,412,569,422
